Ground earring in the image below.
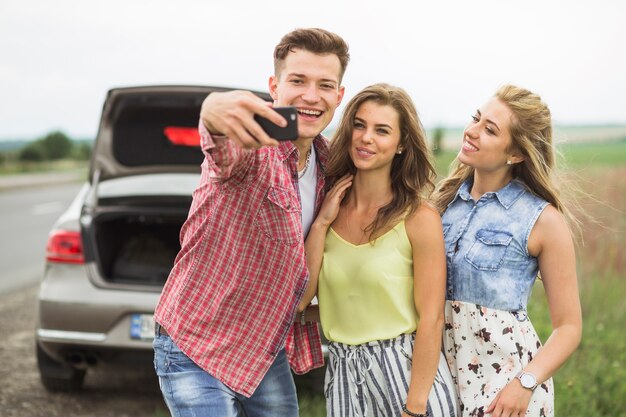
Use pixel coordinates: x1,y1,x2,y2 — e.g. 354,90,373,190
506,160,512,165
396,149,403,155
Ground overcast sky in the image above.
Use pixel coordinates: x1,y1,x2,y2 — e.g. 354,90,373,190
1,0,625,140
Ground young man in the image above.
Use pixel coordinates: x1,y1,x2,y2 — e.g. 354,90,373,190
153,28,349,417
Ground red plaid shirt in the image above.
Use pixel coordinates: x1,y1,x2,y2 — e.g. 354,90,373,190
154,121,326,397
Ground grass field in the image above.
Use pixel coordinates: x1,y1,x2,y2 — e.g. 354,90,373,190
0,158,87,176
559,140,626,168
526,163,625,416
301,141,626,417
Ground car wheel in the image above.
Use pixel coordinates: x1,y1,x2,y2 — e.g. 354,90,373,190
36,344,86,392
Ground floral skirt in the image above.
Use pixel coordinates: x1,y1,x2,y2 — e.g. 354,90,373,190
443,300,554,417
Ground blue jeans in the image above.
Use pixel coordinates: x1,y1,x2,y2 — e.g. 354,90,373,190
153,332,298,417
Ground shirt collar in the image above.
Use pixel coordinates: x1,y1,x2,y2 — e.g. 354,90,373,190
277,135,329,173
455,180,473,203
452,178,527,209
277,140,298,161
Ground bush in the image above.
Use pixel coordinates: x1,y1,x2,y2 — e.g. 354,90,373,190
72,142,92,160
40,131,72,160
19,143,45,162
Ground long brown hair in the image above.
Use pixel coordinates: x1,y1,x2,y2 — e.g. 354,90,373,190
326,83,435,241
433,84,579,231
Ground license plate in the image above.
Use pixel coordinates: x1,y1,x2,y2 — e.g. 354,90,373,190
130,314,155,340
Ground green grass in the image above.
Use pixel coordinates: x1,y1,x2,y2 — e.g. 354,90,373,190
0,159,87,176
528,274,626,416
434,139,626,174
558,140,626,167
299,392,326,417
432,150,458,179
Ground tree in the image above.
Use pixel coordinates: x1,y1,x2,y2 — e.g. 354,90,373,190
19,143,45,162
40,131,72,160
431,126,444,156
73,142,92,160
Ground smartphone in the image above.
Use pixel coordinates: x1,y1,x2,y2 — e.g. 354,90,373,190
254,106,298,141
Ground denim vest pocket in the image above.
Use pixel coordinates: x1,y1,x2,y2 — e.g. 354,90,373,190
465,229,512,271
254,186,302,246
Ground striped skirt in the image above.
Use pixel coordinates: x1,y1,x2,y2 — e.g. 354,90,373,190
325,333,459,417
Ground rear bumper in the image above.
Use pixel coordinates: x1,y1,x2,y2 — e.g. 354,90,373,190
36,262,160,361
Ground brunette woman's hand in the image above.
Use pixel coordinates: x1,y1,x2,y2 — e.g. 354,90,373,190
314,174,353,228
485,378,533,416
299,175,353,311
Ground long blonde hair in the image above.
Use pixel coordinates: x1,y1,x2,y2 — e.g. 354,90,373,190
433,84,578,230
326,83,435,241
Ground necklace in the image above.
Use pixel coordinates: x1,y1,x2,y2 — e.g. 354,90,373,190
298,148,312,179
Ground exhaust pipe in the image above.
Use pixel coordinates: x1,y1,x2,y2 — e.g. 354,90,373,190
65,351,99,369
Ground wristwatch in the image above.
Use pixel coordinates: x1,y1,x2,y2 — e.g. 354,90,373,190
516,371,538,390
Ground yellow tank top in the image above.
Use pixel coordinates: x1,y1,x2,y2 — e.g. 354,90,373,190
318,221,418,345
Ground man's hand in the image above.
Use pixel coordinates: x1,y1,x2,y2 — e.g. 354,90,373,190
200,90,285,149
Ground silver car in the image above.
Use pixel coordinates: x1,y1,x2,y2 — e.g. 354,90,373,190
36,85,272,391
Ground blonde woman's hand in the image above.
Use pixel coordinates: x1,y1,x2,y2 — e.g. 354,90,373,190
314,174,353,228
485,379,533,417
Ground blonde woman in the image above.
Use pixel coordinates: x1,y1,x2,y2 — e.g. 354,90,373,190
301,83,459,417
433,85,582,416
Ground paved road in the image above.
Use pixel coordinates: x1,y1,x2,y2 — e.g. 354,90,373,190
0,182,83,294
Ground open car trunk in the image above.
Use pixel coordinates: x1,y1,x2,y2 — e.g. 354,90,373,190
84,195,192,288
81,85,271,290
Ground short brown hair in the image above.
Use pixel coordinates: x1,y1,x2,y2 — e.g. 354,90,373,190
274,28,350,82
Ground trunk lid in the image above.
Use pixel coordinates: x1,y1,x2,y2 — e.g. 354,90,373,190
89,85,270,182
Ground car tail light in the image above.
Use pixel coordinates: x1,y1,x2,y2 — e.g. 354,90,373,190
46,230,85,264
163,126,200,147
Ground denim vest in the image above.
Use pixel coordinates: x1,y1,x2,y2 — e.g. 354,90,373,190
442,179,548,312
